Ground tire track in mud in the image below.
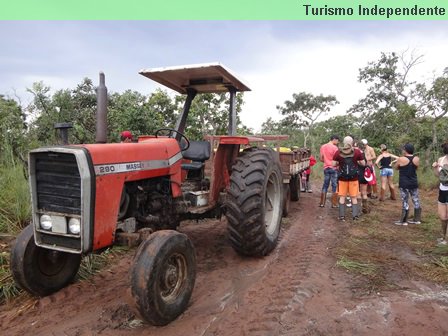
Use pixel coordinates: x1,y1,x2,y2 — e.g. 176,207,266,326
203,193,333,336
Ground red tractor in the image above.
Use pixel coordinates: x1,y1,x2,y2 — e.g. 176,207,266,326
10,63,310,325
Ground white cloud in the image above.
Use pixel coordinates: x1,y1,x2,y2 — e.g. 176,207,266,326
239,28,448,132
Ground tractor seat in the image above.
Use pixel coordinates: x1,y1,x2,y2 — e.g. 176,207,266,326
181,141,211,170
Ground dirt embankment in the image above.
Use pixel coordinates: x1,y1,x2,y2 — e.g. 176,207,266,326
1,190,448,335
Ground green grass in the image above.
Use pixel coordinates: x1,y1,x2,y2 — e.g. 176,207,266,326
0,163,30,235
336,257,377,276
418,168,440,190
77,246,129,281
0,251,20,304
334,188,448,291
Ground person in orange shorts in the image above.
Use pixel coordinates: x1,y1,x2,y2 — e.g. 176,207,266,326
332,136,366,221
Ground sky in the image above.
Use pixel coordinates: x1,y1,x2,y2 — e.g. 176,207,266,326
0,21,447,132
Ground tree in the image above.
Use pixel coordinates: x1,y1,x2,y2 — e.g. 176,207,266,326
313,115,361,147
349,51,448,167
184,92,246,140
0,95,27,163
348,51,424,152
108,90,154,140
27,81,60,145
276,92,339,148
260,117,283,135
70,78,97,144
25,80,252,145
414,71,448,163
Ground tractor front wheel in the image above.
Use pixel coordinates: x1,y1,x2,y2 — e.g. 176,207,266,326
10,225,81,296
130,230,196,326
226,148,283,257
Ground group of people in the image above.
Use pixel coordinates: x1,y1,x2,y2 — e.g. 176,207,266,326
317,135,422,223
315,134,448,246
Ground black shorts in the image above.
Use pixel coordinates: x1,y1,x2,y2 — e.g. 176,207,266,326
439,189,448,203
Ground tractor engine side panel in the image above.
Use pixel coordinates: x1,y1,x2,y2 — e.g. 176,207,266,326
85,140,183,251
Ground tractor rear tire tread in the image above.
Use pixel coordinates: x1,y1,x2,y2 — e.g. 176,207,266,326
226,148,283,257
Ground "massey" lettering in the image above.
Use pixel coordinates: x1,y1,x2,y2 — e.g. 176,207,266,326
126,163,142,170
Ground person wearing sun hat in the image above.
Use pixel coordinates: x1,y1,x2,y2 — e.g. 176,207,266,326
332,136,366,221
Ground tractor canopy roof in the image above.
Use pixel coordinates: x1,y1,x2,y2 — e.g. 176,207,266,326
139,62,251,94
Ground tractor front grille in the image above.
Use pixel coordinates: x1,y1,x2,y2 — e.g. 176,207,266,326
34,152,81,215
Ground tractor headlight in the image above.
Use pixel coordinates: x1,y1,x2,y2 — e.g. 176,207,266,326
68,218,81,235
40,215,53,230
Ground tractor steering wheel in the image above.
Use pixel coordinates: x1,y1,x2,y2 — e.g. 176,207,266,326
154,128,190,151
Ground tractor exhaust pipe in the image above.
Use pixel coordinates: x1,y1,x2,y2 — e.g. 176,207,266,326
96,72,108,143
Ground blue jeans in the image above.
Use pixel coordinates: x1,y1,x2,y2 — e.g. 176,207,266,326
322,168,338,193
380,168,393,177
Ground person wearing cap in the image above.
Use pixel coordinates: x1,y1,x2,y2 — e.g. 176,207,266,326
360,139,378,199
319,135,340,208
120,130,133,143
393,143,421,225
375,144,399,201
332,136,365,221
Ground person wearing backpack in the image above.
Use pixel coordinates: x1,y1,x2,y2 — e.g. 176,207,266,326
394,143,421,225
332,136,365,221
432,142,448,245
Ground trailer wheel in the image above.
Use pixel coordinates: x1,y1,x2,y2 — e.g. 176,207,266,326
290,174,301,202
226,148,283,257
283,185,290,217
130,230,196,326
10,225,81,296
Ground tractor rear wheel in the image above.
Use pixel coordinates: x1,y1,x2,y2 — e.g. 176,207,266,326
290,174,301,201
10,225,81,296
130,230,196,326
226,148,283,257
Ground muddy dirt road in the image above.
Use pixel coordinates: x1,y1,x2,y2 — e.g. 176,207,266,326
1,191,448,335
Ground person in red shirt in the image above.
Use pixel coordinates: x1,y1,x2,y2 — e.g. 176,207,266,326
301,154,317,192
332,136,366,221
319,135,340,207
